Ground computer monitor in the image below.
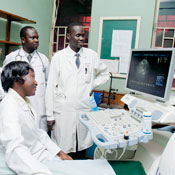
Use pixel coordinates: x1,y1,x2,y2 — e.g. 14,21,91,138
126,48,175,102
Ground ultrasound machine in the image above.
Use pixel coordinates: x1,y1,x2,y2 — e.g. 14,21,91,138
80,48,175,168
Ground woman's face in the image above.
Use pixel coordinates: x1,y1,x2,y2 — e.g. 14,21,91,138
21,69,38,97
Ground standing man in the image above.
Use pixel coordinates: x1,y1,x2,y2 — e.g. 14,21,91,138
45,22,110,158
3,26,49,131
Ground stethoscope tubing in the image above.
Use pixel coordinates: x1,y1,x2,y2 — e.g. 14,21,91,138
15,49,45,72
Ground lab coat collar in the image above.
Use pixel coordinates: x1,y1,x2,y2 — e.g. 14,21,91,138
8,88,29,105
66,45,87,71
20,48,37,59
8,88,36,117
18,48,26,58
66,45,84,57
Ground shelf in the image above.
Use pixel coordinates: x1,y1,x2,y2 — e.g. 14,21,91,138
0,10,36,24
0,9,36,55
0,40,21,46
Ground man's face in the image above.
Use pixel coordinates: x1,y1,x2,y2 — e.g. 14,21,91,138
22,28,39,53
67,25,85,52
22,70,38,97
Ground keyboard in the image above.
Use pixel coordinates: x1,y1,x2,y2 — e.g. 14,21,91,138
80,109,153,149
88,109,142,139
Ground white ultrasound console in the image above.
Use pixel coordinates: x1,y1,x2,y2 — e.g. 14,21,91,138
80,108,153,149
121,94,175,124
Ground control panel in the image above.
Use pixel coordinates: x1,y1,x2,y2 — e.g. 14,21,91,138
80,109,152,149
121,94,175,124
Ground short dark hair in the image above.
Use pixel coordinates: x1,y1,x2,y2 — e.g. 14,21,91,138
1,61,34,92
20,26,35,38
67,22,83,34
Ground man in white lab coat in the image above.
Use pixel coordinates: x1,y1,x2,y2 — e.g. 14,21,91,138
45,23,110,157
3,26,49,131
0,61,115,175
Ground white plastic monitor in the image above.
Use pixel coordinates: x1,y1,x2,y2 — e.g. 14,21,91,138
125,48,175,102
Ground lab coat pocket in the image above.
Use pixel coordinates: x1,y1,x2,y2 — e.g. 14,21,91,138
84,65,92,83
53,87,66,113
79,68,91,84
85,73,91,83
54,96,65,113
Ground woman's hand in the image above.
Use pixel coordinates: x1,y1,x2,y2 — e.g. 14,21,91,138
57,151,73,160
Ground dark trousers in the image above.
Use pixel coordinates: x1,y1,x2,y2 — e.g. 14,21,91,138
68,149,86,160
68,131,86,160
49,129,86,159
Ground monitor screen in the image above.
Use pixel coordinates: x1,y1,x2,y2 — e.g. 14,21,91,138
126,48,175,102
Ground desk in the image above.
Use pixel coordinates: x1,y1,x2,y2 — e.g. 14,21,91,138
99,103,125,109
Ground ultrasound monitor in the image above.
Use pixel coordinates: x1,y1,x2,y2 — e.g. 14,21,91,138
126,48,175,102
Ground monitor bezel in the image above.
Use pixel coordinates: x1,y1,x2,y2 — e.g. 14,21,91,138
125,48,175,102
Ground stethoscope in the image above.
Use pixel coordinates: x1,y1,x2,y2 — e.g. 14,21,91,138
15,49,46,73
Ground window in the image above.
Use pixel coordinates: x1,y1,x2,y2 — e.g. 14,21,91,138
52,0,92,55
152,0,175,48
52,22,90,55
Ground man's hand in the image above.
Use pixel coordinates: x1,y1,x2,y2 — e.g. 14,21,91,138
57,151,73,160
89,90,93,96
47,120,55,130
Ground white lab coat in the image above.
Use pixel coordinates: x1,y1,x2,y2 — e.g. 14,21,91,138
155,133,175,175
0,89,116,175
0,67,6,101
3,48,50,130
0,89,61,175
45,46,110,153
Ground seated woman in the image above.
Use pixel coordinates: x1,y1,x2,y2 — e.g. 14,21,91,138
0,61,72,175
0,61,115,175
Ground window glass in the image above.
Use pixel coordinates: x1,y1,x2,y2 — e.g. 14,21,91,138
155,29,164,47
163,39,173,47
154,0,175,48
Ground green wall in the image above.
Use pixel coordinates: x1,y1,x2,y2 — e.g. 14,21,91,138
89,0,157,93
0,0,54,65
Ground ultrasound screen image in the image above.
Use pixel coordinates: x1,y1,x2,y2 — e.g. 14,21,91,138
126,51,172,98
